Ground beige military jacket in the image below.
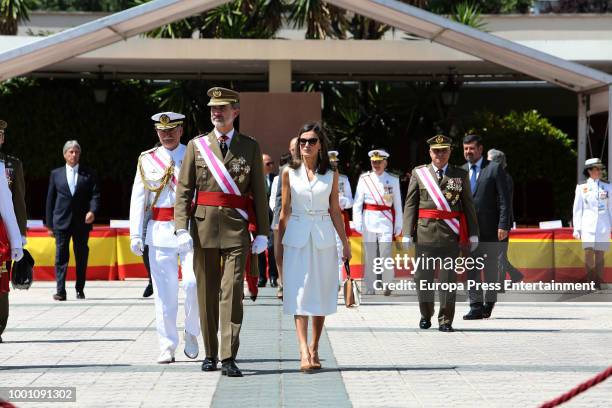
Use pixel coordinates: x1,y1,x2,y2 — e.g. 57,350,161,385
175,131,269,249
403,163,478,243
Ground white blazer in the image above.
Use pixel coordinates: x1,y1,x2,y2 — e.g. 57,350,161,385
129,144,186,248
0,160,22,250
353,171,402,235
282,165,336,250
572,177,612,234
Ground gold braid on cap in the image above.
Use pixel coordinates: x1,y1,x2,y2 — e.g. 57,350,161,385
138,156,175,209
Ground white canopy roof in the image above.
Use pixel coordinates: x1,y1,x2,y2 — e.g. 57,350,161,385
0,0,610,95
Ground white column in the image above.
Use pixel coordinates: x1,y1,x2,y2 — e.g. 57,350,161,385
268,60,292,93
577,93,587,182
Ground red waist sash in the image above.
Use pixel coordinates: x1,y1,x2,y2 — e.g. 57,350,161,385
418,208,469,244
0,219,10,263
196,192,256,232
151,207,174,221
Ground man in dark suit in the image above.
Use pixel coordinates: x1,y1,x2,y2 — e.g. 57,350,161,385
258,153,278,288
45,140,100,301
462,135,511,320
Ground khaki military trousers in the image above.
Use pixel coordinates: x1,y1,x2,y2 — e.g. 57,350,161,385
194,246,246,361
414,243,459,326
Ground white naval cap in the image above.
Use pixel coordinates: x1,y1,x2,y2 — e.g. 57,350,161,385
328,150,339,162
151,112,185,130
585,158,604,169
368,149,389,161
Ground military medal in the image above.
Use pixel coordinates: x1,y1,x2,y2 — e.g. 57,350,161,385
383,183,393,206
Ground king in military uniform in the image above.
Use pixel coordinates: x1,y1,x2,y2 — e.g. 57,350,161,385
353,149,403,295
403,135,478,332
174,87,269,377
0,119,26,343
129,112,200,364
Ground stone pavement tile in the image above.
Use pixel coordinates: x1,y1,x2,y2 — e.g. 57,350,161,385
326,301,612,408
211,290,350,408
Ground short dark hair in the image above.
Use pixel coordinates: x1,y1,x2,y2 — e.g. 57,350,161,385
279,152,292,166
463,134,482,145
289,122,331,175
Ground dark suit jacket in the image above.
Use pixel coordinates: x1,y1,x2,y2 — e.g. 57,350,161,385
45,165,100,231
463,158,511,241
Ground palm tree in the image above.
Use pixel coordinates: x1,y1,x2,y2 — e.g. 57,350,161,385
288,0,347,39
0,0,31,35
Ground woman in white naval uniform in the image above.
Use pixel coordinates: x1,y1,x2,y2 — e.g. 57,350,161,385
328,150,354,283
0,160,24,289
129,112,200,363
353,149,403,295
572,158,612,289
279,123,351,372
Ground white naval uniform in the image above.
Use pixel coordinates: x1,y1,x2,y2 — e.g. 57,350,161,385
353,171,403,293
336,174,353,281
129,144,200,354
573,177,612,251
0,160,21,251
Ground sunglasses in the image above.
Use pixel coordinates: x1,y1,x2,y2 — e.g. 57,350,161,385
299,137,319,146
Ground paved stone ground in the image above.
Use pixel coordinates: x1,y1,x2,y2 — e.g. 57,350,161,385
1,281,611,407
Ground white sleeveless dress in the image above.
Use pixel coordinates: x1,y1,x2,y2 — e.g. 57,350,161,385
282,164,339,316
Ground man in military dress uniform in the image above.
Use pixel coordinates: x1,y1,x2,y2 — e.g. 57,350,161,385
174,87,269,377
329,150,353,283
129,112,200,363
403,135,478,332
353,149,403,295
0,120,27,343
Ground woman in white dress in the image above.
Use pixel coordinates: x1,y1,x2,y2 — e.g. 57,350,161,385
572,158,612,289
278,122,351,372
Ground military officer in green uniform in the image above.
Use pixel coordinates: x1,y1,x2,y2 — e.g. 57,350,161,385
174,87,269,377
0,119,27,343
403,135,478,332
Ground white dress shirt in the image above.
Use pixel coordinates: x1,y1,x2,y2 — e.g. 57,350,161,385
66,164,79,195
213,128,236,147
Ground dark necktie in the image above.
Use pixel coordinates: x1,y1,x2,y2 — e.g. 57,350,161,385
470,164,478,194
437,169,444,183
219,135,228,158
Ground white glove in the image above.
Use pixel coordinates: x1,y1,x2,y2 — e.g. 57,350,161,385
572,230,581,240
176,230,193,255
469,235,479,252
401,236,414,250
251,235,268,254
130,237,144,257
11,248,23,262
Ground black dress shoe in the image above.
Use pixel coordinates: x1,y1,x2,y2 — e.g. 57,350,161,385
76,291,85,299
509,269,524,283
419,318,431,329
142,282,154,298
257,280,267,288
463,309,484,320
439,323,454,332
53,294,66,301
221,358,243,377
270,278,278,288
483,302,495,318
201,357,218,372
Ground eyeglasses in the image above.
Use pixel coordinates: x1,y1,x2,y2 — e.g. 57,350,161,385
299,137,319,146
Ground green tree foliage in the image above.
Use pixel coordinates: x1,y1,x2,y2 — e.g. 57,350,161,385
467,110,576,220
0,0,32,34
